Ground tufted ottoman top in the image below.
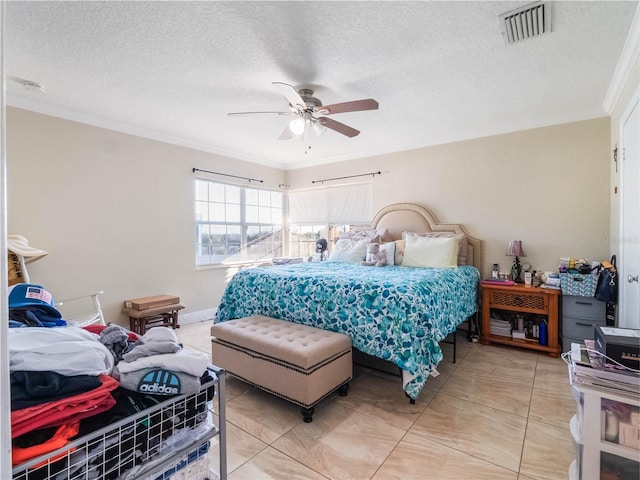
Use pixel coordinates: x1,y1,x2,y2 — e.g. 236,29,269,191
211,315,352,370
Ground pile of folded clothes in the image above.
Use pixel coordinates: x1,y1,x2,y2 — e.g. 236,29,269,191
7,283,214,480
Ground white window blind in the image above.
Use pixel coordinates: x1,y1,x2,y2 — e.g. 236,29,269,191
288,183,372,224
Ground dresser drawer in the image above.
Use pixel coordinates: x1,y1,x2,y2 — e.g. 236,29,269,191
563,295,605,321
563,317,604,341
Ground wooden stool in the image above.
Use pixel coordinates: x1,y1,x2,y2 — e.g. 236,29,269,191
128,303,184,335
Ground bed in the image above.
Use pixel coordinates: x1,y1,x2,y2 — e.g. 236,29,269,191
214,203,483,400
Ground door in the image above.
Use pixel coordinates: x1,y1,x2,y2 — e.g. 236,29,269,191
619,88,640,329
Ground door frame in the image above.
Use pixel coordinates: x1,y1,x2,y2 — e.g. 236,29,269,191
0,2,11,477
617,86,640,328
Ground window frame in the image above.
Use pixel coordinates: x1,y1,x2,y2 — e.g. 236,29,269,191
195,178,284,266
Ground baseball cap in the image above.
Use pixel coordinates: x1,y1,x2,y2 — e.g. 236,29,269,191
7,234,48,263
8,283,62,318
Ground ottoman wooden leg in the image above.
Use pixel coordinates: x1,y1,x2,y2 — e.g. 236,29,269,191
301,407,315,423
338,383,349,396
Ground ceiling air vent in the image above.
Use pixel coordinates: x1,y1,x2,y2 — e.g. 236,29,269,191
500,1,551,44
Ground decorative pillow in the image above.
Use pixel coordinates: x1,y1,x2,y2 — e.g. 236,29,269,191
393,240,405,265
401,235,459,268
402,232,468,265
378,242,395,266
341,227,392,244
328,238,370,263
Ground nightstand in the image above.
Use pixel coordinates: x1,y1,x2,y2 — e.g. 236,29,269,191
480,283,561,357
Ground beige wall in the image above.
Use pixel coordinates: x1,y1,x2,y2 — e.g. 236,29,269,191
6,107,286,325
287,118,612,278
7,107,612,324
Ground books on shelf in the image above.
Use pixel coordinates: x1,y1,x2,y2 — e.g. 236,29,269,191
490,317,512,337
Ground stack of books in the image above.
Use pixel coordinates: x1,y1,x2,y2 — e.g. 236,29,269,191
569,340,640,395
490,317,512,337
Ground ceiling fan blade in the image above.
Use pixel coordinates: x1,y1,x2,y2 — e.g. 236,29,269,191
318,117,360,137
279,125,293,140
317,99,379,115
227,111,292,116
272,82,306,110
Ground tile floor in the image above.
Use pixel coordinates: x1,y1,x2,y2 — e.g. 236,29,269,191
176,320,577,480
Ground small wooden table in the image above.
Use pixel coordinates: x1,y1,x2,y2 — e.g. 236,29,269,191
480,283,561,357
127,303,184,335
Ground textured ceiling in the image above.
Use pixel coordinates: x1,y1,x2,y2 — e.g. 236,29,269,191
5,1,639,170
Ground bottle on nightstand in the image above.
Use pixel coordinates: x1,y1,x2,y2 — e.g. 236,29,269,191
492,263,499,279
539,320,548,346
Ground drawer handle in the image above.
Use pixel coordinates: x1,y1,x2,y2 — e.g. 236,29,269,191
575,301,593,306
575,322,594,327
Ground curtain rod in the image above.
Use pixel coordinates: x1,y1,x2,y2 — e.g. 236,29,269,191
311,171,381,184
192,168,264,183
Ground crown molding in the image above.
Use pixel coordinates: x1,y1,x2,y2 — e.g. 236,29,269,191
603,4,640,114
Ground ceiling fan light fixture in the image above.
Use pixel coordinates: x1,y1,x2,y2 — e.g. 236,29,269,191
289,117,305,135
312,121,326,137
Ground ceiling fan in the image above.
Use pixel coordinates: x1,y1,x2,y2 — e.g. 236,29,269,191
227,82,379,140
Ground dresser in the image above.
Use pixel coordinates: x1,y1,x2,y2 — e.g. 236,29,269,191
562,295,606,353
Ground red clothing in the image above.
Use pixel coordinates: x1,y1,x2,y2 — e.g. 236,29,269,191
11,374,118,438
12,421,79,466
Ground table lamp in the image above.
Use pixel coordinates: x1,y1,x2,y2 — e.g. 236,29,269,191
506,240,525,282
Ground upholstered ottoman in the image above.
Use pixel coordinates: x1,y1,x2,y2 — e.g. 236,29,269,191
211,315,352,422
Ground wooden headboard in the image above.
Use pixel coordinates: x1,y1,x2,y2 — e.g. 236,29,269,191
370,202,484,276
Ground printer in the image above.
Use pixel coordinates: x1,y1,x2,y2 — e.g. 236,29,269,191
594,326,640,370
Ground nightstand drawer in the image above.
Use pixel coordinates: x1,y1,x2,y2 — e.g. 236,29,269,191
563,318,604,341
563,295,605,320
489,289,547,312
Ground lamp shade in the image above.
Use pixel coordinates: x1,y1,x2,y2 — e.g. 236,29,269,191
506,240,525,257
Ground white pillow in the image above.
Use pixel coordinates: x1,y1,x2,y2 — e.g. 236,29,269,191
403,231,469,265
378,242,396,266
401,235,458,268
393,240,405,265
328,239,369,263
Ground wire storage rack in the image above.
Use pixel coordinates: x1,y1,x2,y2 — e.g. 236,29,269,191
12,365,227,480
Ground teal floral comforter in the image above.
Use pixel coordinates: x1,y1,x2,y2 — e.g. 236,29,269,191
214,262,480,399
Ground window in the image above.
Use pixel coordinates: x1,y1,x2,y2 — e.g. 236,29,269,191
195,179,283,265
288,224,352,259
288,183,372,258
